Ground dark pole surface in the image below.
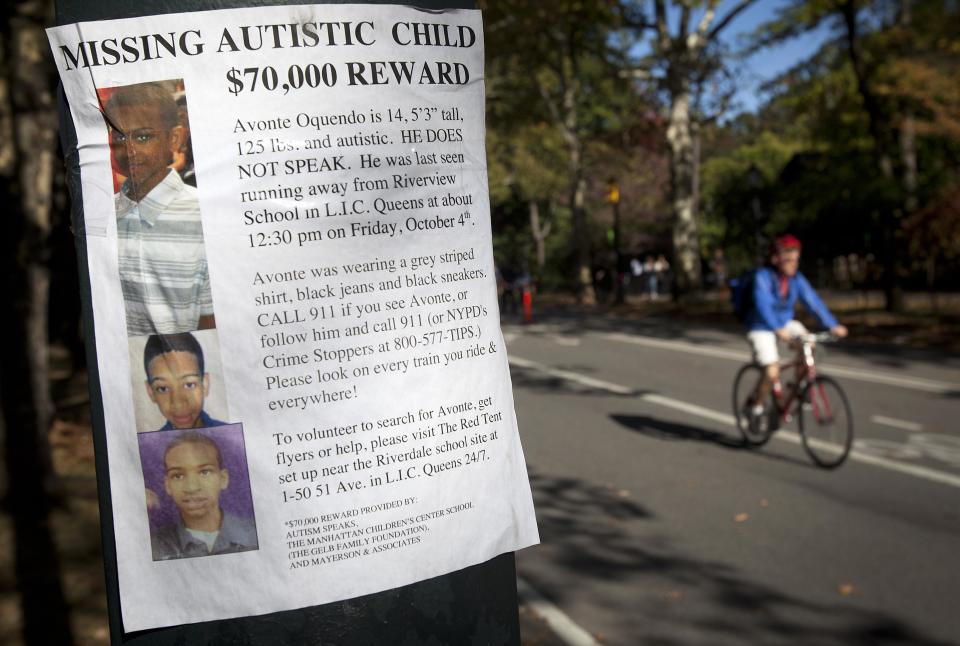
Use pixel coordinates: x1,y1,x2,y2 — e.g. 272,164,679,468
613,199,623,305
608,182,623,305
55,1,521,643
2,3,75,642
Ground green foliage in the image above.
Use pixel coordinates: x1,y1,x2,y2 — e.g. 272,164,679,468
487,123,567,206
482,0,960,292
703,0,960,289
700,130,804,272
483,0,661,289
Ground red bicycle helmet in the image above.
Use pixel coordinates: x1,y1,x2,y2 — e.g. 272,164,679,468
772,234,802,252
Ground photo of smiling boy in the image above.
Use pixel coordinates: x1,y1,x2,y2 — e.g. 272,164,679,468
144,332,225,432
104,80,215,336
151,431,258,561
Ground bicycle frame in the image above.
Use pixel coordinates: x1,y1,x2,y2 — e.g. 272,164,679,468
735,331,850,467
772,336,820,423
807,379,836,424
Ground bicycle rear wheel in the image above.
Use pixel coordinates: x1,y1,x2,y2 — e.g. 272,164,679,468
799,376,853,468
732,364,774,448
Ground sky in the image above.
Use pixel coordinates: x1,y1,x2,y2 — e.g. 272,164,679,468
627,0,836,118
714,0,835,116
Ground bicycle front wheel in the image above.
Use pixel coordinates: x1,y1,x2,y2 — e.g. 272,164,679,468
732,364,774,448
799,376,853,468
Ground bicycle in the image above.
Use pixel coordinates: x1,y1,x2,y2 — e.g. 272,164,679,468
732,332,853,469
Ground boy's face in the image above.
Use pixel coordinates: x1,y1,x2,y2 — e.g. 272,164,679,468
773,249,800,277
109,103,182,201
164,441,228,525
146,351,209,429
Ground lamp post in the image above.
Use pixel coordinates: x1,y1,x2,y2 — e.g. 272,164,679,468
608,179,623,304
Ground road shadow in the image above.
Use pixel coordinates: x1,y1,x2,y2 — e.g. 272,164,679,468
521,466,953,646
611,413,745,448
609,414,813,469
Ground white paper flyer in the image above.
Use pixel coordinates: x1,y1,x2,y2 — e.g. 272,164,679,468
48,4,538,631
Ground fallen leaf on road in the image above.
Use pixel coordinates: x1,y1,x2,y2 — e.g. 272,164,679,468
616,489,630,498
662,590,684,601
760,499,769,508
838,584,855,596
734,512,749,523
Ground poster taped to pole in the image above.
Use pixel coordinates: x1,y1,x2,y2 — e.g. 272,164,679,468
47,4,538,631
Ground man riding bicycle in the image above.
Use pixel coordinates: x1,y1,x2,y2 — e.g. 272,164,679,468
744,234,848,429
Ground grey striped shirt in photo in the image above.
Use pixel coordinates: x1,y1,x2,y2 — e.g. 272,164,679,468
116,169,214,336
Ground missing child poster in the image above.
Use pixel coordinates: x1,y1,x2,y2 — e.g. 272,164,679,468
48,4,538,632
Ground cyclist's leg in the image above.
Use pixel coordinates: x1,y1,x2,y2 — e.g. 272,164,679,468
761,363,779,400
753,321,807,390
780,321,810,368
747,330,780,406
783,320,809,341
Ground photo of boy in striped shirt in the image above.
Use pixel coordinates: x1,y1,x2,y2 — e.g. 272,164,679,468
105,80,216,336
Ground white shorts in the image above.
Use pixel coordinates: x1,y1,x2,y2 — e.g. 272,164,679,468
747,320,808,366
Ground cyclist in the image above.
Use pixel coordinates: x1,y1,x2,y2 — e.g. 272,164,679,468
745,234,848,429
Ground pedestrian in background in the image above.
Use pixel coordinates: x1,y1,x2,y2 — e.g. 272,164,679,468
644,256,657,300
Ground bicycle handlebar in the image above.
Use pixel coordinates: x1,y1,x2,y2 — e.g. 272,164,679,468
801,332,840,344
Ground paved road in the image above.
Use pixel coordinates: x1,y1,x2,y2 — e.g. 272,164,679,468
506,312,960,646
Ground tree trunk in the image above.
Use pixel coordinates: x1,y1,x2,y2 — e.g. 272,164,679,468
899,115,918,212
528,199,551,271
569,168,595,304
0,1,75,643
840,0,903,311
561,72,595,305
666,86,702,294
691,121,701,220
539,47,596,305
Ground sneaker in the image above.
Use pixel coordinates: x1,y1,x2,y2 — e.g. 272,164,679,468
739,400,759,431
748,404,769,435
768,407,782,431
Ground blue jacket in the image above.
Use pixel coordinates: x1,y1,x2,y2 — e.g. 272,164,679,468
746,267,838,332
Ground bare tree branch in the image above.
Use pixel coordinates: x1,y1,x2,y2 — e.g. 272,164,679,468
707,0,758,41
618,3,657,31
679,4,691,42
654,0,671,51
690,0,719,50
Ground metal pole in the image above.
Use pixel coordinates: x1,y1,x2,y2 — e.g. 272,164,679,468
614,200,623,304
608,180,624,304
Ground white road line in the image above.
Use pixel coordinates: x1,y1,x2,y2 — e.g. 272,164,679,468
517,578,600,646
599,332,747,361
641,393,736,426
593,332,959,395
509,357,634,395
797,365,955,395
871,415,925,432
509,356,960,490
549,334,582,347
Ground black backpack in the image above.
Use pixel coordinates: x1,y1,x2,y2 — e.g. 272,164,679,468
729,269,757,323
